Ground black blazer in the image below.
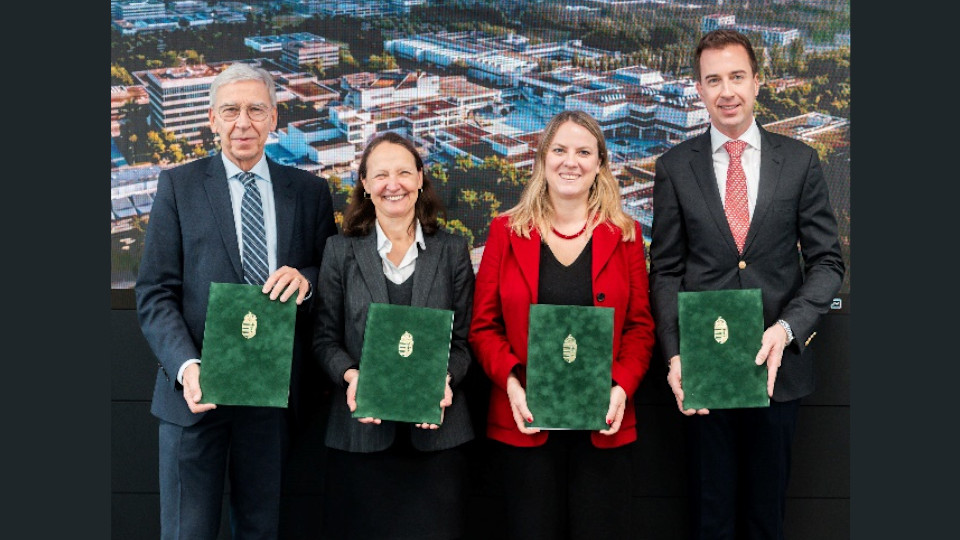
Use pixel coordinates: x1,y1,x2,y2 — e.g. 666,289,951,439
135,155,337,426
314,228,476,452
649,126,845,402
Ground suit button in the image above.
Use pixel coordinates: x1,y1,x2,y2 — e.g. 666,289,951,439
596,292,605,302
738,260,746,270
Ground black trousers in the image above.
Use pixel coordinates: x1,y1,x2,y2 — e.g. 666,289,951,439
492,431,634,540
322,429,468,540
684,399,801,540
158,406,286,540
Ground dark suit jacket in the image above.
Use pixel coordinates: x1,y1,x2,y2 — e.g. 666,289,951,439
135,155,337,427
313,228,476,453
649,125,845,402
469,215,656,449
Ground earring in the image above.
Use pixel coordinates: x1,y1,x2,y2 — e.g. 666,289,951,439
363,191,371,199
418,187,423,194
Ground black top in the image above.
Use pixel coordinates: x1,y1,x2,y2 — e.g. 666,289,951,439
538,238,593,306
384,272,415,451
385,272,415,306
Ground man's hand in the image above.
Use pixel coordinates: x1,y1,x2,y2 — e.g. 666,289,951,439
181,363,217,414
666,355,709,416
263,266,309,305
506,372,540,435
344,368,381,424
756,323,788,397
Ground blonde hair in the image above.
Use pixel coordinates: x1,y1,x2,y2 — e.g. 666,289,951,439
503,110,636,241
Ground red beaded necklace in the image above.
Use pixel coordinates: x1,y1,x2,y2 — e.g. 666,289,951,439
550,221,588,240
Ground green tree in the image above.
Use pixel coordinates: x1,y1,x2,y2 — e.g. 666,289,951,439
368,53,398,71
181,49,204,65
454,154,475,172
429,163,448,185
440,218,475,249
111,64,134,86
788,38,806,75
306,61,326,79
461,189,479,208
339,47,358,69
767,44,788,78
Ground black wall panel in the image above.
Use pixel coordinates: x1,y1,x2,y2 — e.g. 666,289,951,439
112,309,850,538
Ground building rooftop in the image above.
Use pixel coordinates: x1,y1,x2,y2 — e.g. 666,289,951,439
287,81,338,99
438,76,498,99
289,118,338,132
440,124,489,141
484,133,526,147
763,112,849,147
141,63,222,83
248,32,324,46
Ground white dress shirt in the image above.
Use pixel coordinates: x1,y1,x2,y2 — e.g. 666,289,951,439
375,219,425,284
710,120,762,219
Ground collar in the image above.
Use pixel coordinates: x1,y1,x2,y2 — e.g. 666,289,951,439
222,153,271,183
375,219,425,254
709,120,761,154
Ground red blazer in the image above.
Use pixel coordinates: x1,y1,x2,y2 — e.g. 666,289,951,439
469,215,655,448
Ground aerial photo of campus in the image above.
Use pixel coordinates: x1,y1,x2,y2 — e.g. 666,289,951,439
111,0,850,295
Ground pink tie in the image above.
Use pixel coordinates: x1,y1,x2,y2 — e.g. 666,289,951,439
723,140,749,254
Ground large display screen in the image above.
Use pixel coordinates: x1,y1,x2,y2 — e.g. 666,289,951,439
111,0,850,299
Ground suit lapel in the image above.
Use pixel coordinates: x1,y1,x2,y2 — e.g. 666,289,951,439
353,232,390,304
509,227,541,304
267,159,297,266
202,157,243,280
688,130,740,254
743,127,785,254
411,233,440,307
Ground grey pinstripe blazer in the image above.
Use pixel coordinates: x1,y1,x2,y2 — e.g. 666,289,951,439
313,228,476,452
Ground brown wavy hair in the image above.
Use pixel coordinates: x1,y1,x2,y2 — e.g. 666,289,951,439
342,132,445,237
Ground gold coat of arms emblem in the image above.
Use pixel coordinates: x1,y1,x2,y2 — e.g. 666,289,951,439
714,316,728,344
398,331,414,358
562,334,577,363
241,311,258,339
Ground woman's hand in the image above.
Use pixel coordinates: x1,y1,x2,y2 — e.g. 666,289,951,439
506,372,541,435
344,367,381,424
416,373,453,430
599,384,627,436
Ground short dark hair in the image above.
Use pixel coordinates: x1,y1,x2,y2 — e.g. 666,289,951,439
342,131,445,237
693,29,759,82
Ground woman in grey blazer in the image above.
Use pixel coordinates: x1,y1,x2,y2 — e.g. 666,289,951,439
313,132,475,540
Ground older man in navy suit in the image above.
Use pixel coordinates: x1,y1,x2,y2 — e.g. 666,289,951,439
136,63,336,539
650,30,845,540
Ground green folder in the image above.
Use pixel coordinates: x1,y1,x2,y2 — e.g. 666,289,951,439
678,289,769,410
525,304,613,431
198,282,297,408
200,283,297,407
353,303,454,424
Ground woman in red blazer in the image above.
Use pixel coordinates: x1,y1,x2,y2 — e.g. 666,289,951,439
469,110,656,539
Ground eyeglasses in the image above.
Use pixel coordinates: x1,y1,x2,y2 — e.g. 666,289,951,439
217,104,272,122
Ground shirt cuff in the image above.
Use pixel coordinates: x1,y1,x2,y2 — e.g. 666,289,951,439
177,359,201,385
303,279,313,301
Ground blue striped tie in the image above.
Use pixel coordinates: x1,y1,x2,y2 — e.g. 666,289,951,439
239,172,269,285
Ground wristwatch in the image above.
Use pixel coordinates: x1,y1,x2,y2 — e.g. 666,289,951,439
776,319,794,345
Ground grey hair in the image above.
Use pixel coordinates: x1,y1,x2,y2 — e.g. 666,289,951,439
209,63,277,108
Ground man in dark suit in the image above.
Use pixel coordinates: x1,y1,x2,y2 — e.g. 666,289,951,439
135,62,336,539
649,29,845,540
